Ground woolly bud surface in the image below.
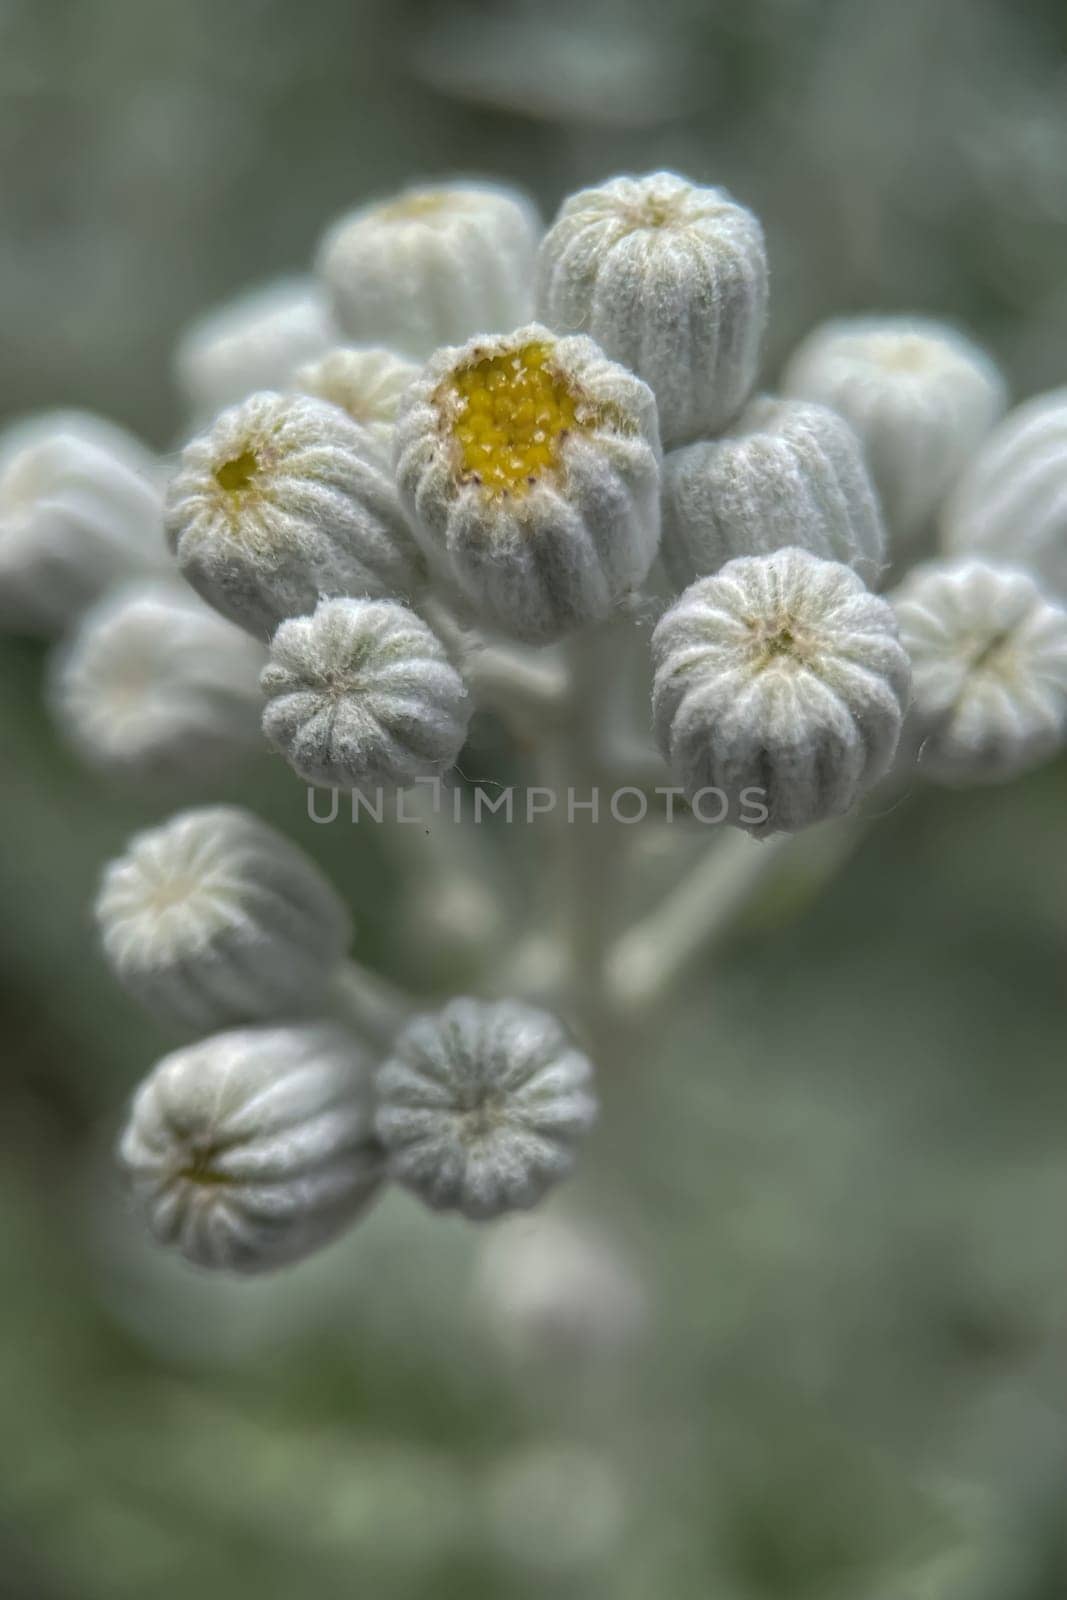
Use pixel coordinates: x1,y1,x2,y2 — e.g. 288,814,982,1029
118,1023,382,1273
941,388,1067,602
395,325,661,642
49,581,265,783
893,559,1067,783
96,806,353,1029
375,998,597,1221
536,171,768,447
662,396,885,591
165,391,422,637
652,548,910,834
261,596,471,791
318,181,541,360
782,317,1005,548
174,277,338,419
0,410,164,634
293,346,420,468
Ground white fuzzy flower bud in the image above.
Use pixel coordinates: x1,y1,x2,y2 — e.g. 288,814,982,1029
261,596,471,791
293,346,420,468
165,391,423,637
395,325,661,643
941,388,1067,601
96,806,353,1028
375,998,597,1221
782,317,1005,548
0,411,164,635
317,181,541,360
117,1023,382,1273
893,559,1067,783
536,171,768,447
652,548,910,834
48,581,264,782
662,396,885,591
174,277,338,419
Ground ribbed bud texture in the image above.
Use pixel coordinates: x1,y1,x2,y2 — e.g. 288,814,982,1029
318,182,541,360
174,278,338,419
395,325,661,643
894,559,1067,783
293,346,420,468
118,1023,383,1273
662,396,885,590
96,806,353,1028
165,391,422,637
261,597,470,791
536,171,768,447
652,548,910,834
375,998,597,1220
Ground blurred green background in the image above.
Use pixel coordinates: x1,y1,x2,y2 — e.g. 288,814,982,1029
2,1,1066,1596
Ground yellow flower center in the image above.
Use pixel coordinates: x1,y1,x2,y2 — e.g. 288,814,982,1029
447,341,580,497
215,449,259,493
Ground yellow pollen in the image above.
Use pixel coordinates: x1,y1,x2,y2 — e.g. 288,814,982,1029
448,342,581,497
215,449,259,493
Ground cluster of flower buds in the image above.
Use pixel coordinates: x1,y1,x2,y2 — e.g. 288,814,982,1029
7,166,1067,1275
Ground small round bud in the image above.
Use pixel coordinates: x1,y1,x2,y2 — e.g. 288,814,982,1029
317,181,541,360
782,317,1005,548
261,596,471,791
117,1023,383,1273
48,581,265,783
941,388,1067,601
652,548,910,834
536,170,768,447
662,396,885,591
174,277,338,419
0,411,164,635
165,391,422,637
96,806,353,1029
395,325,661,643
893,559,1067,783
293,346,420,468
375,997,597,1221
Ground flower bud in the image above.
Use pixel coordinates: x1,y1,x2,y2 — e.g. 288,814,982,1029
174,277,338,420
96,806,353,1029
941,388,1067,602
893,559,1067,783
395,325,661,642
117,1023,383,1273
0,411,164,635
317,181,541,360
662,396,885,591
293,346,420,468
165,391,422,637
375,997,597,1221
536,171,768,447
48,581,265,783
261,596,471,791
652,548,910,834
782,317,1005,548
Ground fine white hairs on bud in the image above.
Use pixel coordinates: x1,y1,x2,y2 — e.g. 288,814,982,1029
174,277,338,420
941,388,1067,602
536,171,768,448
652,548,910,834
293,346,421,468
782,317,1006,548
48,582,265,783
117,1023,383,1273
375,998,597,1221
261,596,471,791
662,397,886,591
96,806,353,1029
317,181,541,360
0,411,164,635
165,391,423,637
395,325,661,643
893,559,1067,784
